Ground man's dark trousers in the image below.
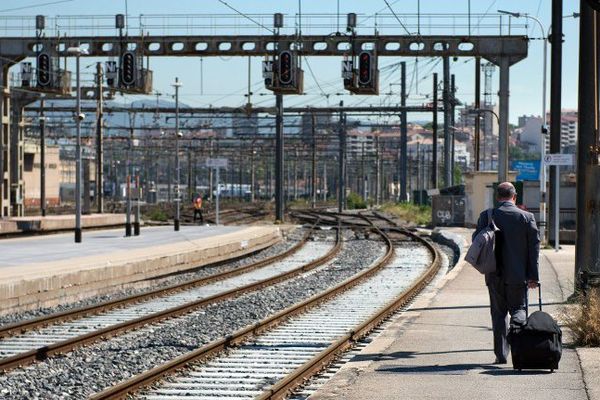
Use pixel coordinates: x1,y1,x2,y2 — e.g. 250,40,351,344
487,274,527,361
474,201,540,362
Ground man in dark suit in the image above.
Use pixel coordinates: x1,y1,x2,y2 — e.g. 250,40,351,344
473,182,540,364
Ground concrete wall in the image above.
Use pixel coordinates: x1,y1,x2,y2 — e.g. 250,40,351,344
463,171,518,226
23,143,61,207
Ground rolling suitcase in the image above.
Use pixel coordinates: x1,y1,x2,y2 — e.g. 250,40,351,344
508,283,562,372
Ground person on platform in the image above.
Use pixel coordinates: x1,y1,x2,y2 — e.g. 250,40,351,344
193,193,204,224
472,182,540,364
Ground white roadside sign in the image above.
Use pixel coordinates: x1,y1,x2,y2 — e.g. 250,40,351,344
206,158,228,168
543,153,574,166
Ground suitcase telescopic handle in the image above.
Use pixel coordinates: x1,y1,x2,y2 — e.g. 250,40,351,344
525,282,542,318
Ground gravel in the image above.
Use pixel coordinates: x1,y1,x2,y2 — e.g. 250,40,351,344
0,231,386,400
0,227,307,328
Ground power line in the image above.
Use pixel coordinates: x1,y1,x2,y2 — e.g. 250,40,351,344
216,0,275,34
382,0,412,35
303,56,326,97
0,0,73,13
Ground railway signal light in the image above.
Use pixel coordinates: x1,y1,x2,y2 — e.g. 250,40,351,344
279,51,293,85
121,52,136,86
37,52,51,87
358,52,372,85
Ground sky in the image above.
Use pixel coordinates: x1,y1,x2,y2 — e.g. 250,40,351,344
0,0,582,125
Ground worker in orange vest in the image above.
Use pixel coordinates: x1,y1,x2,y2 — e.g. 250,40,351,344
193,194,204,223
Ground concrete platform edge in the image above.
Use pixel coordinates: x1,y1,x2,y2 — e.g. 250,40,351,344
0,227,282,315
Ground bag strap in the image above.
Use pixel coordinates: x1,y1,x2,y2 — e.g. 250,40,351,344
486,208,494,226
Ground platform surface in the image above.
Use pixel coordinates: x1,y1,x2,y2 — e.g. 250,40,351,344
310,240,590,400
0,224,282,313
0,225,241,268
0,213,126,234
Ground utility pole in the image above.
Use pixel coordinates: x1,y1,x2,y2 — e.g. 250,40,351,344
173,77,182,231
187,148,193,201
125,111,134,237
96,62,104,214
548,0,563,246
293,147,298,200
474,57,481,171
451,73,456,185
375,135,381,205
323,161,327,202
70,46,84,243
275,93,284,221
311,113,317,208
39,99,46,216
400,61,408,201
134,174,140,236
432,73,438,188
338,103,346,212
574,0,600,289
362,142,367,201
251,142,256,203
208,137,213,202
443,56,452,187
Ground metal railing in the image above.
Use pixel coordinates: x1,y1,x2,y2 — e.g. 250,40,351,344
0,13,527,37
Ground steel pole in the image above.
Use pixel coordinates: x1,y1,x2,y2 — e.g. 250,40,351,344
311,113,316,208
474,57,481,172
134,175,140,235
125,123,132,237
443,56,452,187
275,94,284,221
40,99,46,217
174,77,181,231
575,0,600,289
498,57,510,182
400,61,408,201
432,73,438,188
216,167,220,225
96,62,104,214
338,106,346,212
549,0,563,246
74,53,82,243
540,23,548,245
451,73,456,185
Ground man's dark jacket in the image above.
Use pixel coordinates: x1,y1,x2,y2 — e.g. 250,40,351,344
473,201,540,285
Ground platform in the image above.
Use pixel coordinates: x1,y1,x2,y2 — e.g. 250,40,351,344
0,213,127,235
0,225,282,314
310,235,596,400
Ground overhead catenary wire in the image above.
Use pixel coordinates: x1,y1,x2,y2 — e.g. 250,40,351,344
382,0,412,35
216,0,275,34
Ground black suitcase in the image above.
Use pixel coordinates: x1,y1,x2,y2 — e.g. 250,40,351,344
508,283,562,372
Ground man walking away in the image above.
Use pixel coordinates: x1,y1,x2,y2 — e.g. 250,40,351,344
473,182,540,364
193,193,204,224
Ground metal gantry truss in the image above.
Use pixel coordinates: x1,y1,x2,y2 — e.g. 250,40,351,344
0,29,527,217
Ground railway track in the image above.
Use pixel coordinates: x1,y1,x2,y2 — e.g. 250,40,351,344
0,222,341,371
89,212,442,400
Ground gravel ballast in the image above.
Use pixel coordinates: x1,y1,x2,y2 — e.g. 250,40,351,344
0,232,387,399
0,227,307,328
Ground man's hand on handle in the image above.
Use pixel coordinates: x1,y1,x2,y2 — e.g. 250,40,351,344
528,280,539,289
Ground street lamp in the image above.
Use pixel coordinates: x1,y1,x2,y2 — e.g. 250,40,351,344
172,77,182,231
67,45,88,243
468,108,500,124
498,9,548,244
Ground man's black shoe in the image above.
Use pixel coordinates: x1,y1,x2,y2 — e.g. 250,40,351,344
494,357,507,365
